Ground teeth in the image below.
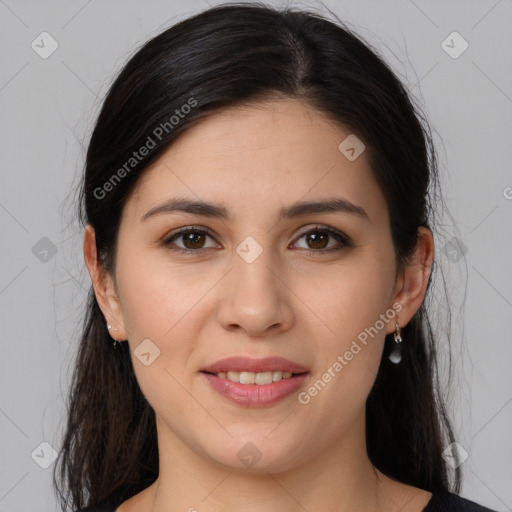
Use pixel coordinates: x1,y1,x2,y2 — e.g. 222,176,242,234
215,370,294,384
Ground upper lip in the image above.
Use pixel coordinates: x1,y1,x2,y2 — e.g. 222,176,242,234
200,356,309,374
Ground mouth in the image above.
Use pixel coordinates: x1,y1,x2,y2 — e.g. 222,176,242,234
200,370,311,407
200,355,309,376
199,356,310,406
200,370,308,385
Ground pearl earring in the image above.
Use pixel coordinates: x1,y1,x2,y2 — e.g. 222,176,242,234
388,323,403,364
106,322,121,348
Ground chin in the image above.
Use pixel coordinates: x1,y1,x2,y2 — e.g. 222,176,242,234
203,436,305,474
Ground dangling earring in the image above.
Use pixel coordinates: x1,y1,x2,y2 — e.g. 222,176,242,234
107,323,120,348
388,323,403,364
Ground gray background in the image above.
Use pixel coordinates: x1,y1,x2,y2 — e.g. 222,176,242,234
0,0,511,511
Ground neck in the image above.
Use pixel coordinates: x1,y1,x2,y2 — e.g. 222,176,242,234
141,413,389,512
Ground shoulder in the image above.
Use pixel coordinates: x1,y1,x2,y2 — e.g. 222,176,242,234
424,492,498,512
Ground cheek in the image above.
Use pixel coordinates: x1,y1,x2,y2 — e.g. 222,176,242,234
308,257,393,343
297,275,388,438
117,263,201,419
115,248,211,379
116,245,203,338
298,255,392,403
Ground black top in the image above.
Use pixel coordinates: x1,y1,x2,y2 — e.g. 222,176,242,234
424,492,497,511
79,492,498,511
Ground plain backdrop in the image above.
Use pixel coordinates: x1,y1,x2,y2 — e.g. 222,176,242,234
0,1,511,511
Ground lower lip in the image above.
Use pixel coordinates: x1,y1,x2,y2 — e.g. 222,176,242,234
201,372,310,408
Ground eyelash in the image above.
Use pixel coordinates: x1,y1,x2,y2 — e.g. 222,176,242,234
162,224,354,257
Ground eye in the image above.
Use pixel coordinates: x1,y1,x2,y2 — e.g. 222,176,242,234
291,225,354,255
162,226,219,254
162,224,354,256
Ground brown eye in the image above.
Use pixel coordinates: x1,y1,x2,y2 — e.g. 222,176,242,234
162,225,353,256
180,231,207,249
163,227,218,253
292,225,353,255
304,231,330,249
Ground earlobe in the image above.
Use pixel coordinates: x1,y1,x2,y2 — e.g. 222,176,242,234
83,224,128,340
388,227,434,332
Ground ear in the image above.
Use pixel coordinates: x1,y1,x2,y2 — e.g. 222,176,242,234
386,226,435,334
83,224,128,341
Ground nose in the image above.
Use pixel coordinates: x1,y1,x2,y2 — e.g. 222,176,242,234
216,246,294,337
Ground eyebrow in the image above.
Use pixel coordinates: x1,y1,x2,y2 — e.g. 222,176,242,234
140,196,369,222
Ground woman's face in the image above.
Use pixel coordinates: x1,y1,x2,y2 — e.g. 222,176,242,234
91,97,420,473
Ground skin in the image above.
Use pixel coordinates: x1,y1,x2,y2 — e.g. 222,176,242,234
84,97,435,512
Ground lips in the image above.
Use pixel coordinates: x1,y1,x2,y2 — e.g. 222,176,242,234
200,356,310,407
200,356,309,374
201,372,310,407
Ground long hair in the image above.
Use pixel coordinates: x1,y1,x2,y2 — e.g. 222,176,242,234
54,3,462,510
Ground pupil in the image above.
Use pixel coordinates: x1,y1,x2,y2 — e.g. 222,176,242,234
184,232,204,249
308,232,327,249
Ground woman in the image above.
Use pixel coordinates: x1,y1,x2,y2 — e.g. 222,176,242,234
53,2,497,511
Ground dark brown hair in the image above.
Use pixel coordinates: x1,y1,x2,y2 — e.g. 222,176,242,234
54,2,461,510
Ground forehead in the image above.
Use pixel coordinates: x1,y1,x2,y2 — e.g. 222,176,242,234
125,98,387,224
